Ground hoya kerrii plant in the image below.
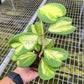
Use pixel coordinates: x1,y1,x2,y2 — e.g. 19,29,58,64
9,3,76,80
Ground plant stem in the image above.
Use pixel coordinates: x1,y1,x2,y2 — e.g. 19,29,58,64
39,20,45,57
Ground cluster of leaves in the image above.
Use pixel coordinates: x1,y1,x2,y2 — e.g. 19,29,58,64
9,3,76,80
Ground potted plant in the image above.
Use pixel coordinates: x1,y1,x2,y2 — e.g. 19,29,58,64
9,3,76,80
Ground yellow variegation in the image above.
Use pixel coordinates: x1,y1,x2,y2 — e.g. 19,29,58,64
44,49,62,67
48,17,76,35
35,44,41,52
27,21,46,45
9,3,75,81
9,32,38,51
38,3,66,23
11,53,17,61
38,58,55,80
44,48,68,67
44,38,55,48
17,52,37,68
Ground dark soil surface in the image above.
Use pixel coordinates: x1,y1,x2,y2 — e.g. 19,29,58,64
30,50,41,69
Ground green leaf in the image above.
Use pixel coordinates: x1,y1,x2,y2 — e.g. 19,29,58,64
49,25,76,35
11,52,17,61
34,21,46,35
44,48,68,67
38,58,55,80
35,44,41,52
38,3,66,24
27,22,46,35
9,32,38,51
44,49,62,67
17,52,37,68
57,17,72,25
27,24,37,34
35,21,46,45
11,46,35,61
27,24,32,32
10,45,30,61
27,22,46,45
48,17,76,35
50,67,59,71
14,46,29,56
44,38,55,48
38,35,43,45
49,48,68,60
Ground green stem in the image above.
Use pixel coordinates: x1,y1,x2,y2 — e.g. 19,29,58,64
39,20,45,57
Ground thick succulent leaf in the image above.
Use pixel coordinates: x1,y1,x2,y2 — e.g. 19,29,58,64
48,17,76,35
38,3,66,24
9,32,38,51
17,52,37,68
35,21,46,45
38,35,46,45
44,48,68,67
49,25,76,35
11,46,31,61
34,21,46,35
49,48,68,60
9,42,21,49
14,47,29,57
11,53,17,61
44,49,63,67
38,58,55,80
44,38,55,48
27,22,46,35
27,22,46,45
56,17,72,26
50,67,59,71
38,35,43,45
27,24,33,32
35,44,41,52
27,24,37,34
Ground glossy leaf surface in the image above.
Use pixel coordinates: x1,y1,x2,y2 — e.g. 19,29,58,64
38,58,55,80
27,22,46,45
44,38,55,48
11,52,17,61
44,48,68,67
38,3,66,23
35,44,41,52
9,32,38,51
48,17,76,35
17,52,37,68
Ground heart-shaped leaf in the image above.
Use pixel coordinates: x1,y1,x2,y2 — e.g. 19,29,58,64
44,38,55,48
50,48,68,60
9,32,38,51
38,58,55,80
56,17,72,26
27,22,46,35
10,45,30,61
35,44,41,52
44,49,62,67
35,21,46,45
44,48,68,67
17,52,37,68
48,17,76,35
27,22,46,45
38,3,66,24
35,21,46,35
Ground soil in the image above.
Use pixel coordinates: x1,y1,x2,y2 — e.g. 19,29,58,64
30,50,42,69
